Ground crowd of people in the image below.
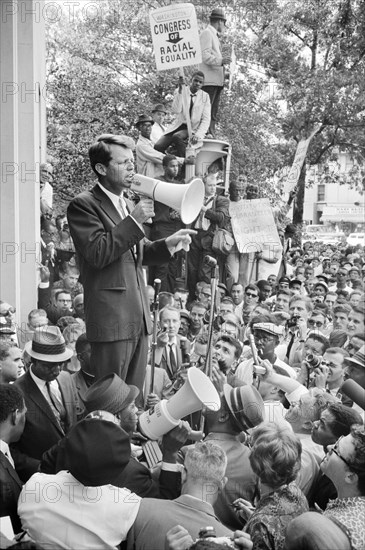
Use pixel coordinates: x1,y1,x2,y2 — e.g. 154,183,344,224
1,7,365,550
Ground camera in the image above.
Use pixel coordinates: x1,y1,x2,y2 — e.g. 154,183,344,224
194,527,237,549
286,315,300,329
305,352,321,369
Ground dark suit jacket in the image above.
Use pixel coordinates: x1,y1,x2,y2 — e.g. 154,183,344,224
154,335,190,380
67,184,172,343
40,437,180,500
12,370,79,481
0,451,23,534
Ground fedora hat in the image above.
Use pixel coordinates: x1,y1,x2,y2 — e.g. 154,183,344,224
63,417,131,486
24,326,73,362
152,103,167,114
135,114,154,128
83,373,139,415
210,8,226,21
345,346,365,369
223,384,264,432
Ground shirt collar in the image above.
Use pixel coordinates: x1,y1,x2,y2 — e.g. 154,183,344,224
97,182,125,211
30,366,47,388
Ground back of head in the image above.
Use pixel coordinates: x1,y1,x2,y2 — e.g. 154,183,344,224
185,441,227,486
0,384,24,423
249,422,302,489
63,417,131,486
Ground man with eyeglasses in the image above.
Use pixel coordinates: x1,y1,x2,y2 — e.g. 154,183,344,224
286,425,365,550
312,348,349,398
67,134,195,393
328,267,353,295
38,284,74,326
0,301,18,344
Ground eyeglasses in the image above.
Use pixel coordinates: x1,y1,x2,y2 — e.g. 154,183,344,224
245,292,258,298
308,319,324,327
253,331,274,343
327,436,354,469
0,307,16,317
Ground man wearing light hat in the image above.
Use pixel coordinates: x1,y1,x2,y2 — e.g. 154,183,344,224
236,322,296,385
150,103,167,144
198,8,231,136
135,114,166,178
12,326,80,481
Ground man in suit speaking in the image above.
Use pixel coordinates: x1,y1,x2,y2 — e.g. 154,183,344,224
67,134,195,392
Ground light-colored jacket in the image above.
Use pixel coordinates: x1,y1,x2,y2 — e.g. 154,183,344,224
136,136,164,178
163,88,211,140
198,24,224,86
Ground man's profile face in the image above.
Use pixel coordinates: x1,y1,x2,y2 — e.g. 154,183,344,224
347,310,365,337
311,409,336,446
322,352,344,386
40,164,53,184
0,347,24,382
285,393,317,433
98,144,135,195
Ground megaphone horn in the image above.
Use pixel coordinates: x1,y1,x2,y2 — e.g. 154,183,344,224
138,367,221,440
131,174,205,225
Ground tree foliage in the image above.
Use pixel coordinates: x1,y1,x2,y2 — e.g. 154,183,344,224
46,0,365,217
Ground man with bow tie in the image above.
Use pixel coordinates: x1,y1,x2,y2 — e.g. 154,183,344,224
154,72,211,158
67,134,195,393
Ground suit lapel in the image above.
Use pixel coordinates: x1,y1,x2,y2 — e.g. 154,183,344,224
91,184,121,226
24,372,64,434
58,373,73,428
0,452,22,488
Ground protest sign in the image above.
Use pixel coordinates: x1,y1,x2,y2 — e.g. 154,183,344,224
229,199,281,254
283,124,321,193
149,3,201,71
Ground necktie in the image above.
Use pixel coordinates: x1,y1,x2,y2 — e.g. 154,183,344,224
189,94,196,117
169,344,177,375
119,196,127,219
4,450,14,469
286,332,296,362
46,381,66,429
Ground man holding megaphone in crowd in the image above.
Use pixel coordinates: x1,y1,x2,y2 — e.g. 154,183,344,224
67,134,197,394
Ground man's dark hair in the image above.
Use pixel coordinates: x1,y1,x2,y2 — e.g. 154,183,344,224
162,154,177,168
276,288,291,298
0,340,16,362
189,300,207,312
221,297,234,305
215,334,242,360
306,332,329,353
88,134,135,176
244,283,259,295
192,70,205,80
326,403,363,440
54,289,72,301
0,384,24,423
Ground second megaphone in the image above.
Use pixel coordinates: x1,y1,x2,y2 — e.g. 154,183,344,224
131,174,205,225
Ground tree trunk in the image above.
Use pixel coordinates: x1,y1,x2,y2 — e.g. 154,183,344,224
292,162,306,247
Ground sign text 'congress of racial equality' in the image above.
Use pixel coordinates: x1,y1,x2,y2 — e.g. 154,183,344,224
149,3,202,71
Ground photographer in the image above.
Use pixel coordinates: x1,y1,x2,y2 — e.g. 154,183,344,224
284,296,314,370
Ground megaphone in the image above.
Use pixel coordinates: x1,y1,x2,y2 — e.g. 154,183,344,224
131,174,204,225
139,367,221,440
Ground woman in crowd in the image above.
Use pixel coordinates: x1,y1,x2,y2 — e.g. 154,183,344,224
234,422,308,550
